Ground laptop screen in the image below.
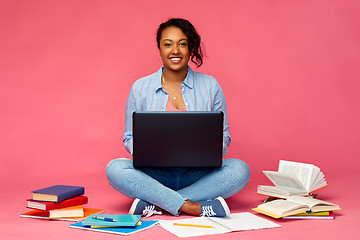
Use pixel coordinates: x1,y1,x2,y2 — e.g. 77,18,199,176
132,111,223,168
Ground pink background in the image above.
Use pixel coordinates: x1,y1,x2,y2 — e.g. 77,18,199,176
1,0,359,239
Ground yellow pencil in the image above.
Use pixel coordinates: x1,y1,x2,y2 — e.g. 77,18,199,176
173,223,214,228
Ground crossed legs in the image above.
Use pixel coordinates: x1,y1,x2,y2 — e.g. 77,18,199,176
106,158,250,216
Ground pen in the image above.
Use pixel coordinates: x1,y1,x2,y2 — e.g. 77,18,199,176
92,216,118,222
173,223,214,228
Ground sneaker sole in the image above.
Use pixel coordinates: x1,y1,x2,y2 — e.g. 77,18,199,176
128,198,141,215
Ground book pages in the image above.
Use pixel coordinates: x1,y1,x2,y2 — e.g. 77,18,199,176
257,199,308,217
287,195,340,211
278,160,315,191
263,171,308,192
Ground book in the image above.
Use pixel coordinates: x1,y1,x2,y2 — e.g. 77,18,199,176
158,212,281,238
257,160,327,198
252,195,340,218
69,220,158,236
20,208,104,222
283,211,335,219
285,211,329,216
48,205,84,218
32,185,84,202
90,221,143,228
27,195,88,210
81,214,142,227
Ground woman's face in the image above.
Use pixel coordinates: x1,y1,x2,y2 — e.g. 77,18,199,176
159,26,190,73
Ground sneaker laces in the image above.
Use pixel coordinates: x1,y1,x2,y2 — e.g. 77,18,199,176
142,205,162,218
201,206,217,217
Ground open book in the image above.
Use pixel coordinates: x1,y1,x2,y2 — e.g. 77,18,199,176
257,160,327,198
252,195,340,218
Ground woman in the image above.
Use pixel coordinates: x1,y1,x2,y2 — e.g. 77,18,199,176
106,18,250,217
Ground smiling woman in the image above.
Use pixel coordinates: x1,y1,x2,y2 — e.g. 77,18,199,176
159,26,190,109
106,18,250,218
157,19,202,109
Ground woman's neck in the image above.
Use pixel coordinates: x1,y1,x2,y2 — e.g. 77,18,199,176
162,66,188,84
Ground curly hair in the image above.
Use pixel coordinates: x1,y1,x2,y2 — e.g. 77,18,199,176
156,18,203,68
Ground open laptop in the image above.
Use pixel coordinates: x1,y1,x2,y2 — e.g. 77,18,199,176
132,111,224,168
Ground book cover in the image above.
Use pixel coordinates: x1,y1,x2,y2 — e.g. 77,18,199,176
20,208,105,222
81,214,141,227
32,185,84,202
283,211,335,219
69,220,158,236
27,196,88,210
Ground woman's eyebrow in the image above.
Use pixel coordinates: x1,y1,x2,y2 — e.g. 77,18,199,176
162,38,188,42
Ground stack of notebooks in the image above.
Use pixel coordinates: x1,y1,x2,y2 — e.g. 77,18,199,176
20,185,104,221
69,214,158,236
252,160,341,219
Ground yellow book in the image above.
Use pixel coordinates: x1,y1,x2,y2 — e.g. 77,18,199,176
294,211,330,216
49,205,84,219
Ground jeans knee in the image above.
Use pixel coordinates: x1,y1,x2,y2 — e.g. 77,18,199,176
106,158,132,180
224,158,250,183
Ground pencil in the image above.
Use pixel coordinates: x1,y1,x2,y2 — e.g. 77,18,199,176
173,223,214,228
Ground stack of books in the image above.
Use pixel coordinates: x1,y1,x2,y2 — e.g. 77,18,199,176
252,160,341,219
20,185,104,221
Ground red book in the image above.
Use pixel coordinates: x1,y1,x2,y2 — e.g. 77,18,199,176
20,208,105,222
27,195,88,210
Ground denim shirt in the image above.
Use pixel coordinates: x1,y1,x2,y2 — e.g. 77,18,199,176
123,66,231,157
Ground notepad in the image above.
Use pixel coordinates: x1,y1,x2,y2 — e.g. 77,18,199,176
158,212,281,238
81,214,141,227
69,220,158,235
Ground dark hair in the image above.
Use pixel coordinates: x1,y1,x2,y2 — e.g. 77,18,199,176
156,18,203,68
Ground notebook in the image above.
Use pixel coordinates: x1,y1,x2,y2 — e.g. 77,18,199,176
70,220,158,236
81,214,141,227
158,212,281,238
132,111,224,168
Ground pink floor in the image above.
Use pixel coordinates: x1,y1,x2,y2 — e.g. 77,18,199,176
2,166,359,240
1,0,360,239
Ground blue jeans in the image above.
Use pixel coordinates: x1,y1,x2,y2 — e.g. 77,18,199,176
106,158,250,216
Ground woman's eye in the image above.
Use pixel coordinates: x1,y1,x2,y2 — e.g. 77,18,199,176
164,43,172,47
180,43,187,46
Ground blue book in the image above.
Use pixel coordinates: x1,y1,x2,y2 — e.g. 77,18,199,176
69,220,158,235
32,185,84,202
82,214,141,227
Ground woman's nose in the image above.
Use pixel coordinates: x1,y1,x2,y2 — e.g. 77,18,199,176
172,45,179,54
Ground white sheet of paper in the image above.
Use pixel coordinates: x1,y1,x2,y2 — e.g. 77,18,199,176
158,212,280,238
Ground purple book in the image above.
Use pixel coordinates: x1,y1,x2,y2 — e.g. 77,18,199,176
32,185,84,202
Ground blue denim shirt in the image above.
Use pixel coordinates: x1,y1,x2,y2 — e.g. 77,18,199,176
123,66,231,157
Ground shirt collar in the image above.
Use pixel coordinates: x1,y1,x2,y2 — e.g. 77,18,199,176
155,66,194,92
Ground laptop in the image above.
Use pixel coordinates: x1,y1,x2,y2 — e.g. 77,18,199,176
132,111,224,168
